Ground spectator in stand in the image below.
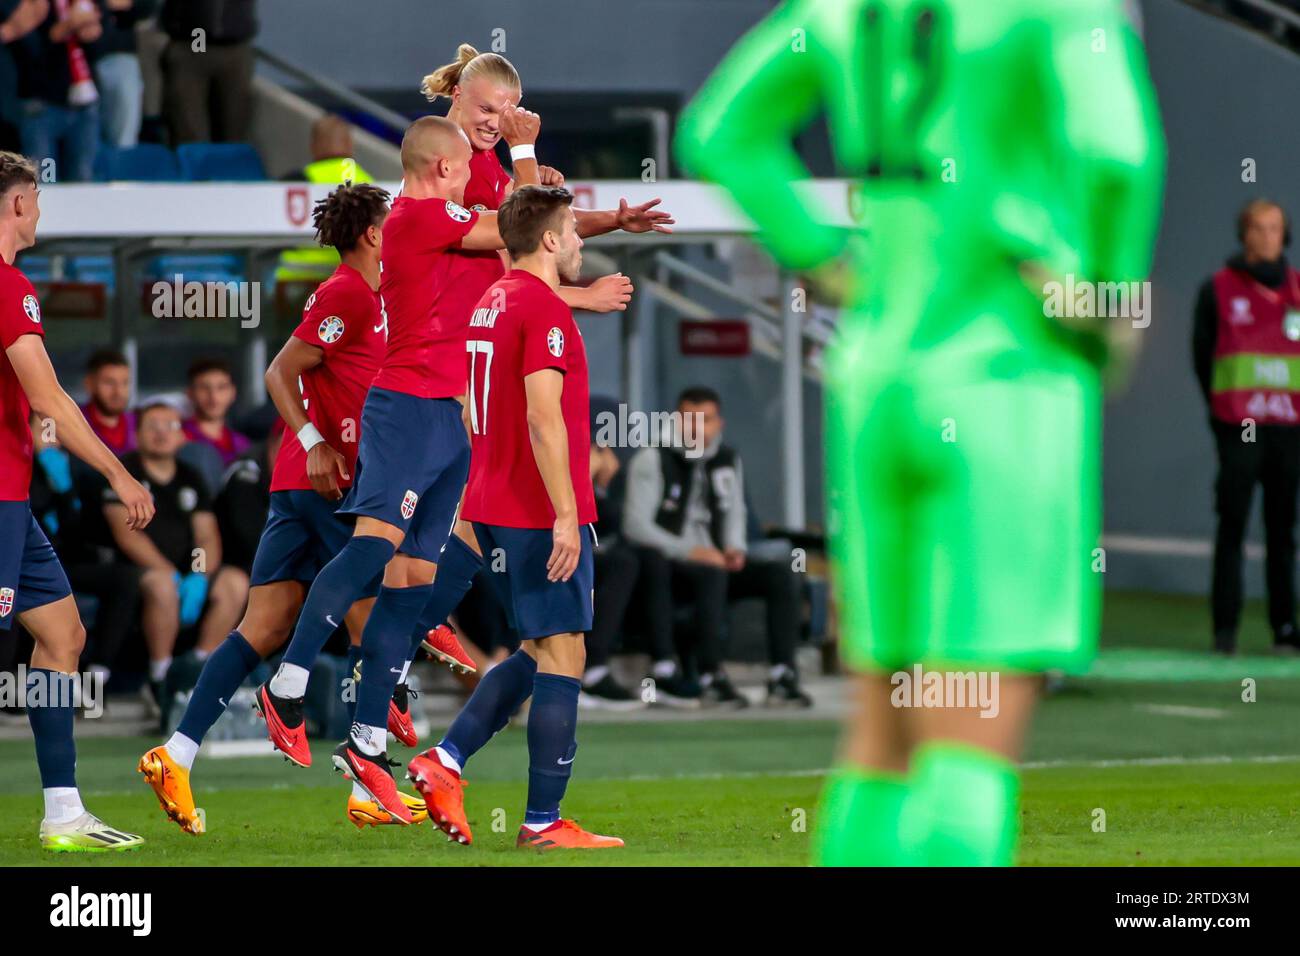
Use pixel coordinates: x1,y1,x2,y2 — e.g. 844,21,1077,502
213,419,280,575
580,438,643,709
183,356,250,469
0,1,51,152
29,410,142,683
158,0,256,144
10,0,103,182
88,0,156,148
623,386,812,709
80,347,134,454
101,398,249,698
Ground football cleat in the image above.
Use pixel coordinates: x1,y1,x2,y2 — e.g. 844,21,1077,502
254,681,310,767
347,790,428,828
516,819,624,850
387,682,418,748
138,745,204,834
421,624,477,675
41,812,144,852
331,738,412,824
407,747,472,845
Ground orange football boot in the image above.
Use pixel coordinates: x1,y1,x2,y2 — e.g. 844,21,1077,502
516,819,624,850
138,745,204,834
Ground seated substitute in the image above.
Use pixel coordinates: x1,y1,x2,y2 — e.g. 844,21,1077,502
101,398,248,697
622,385,811,708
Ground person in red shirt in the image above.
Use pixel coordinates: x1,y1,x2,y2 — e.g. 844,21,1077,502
0,150,155,852
79,348,134,456
182,356,251,469
404,43,675,700
408,185,621,851
137,182,444,833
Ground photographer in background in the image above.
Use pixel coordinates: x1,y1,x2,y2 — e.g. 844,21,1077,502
1193,199,1300,656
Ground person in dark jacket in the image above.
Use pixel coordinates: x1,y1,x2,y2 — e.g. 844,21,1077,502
1192,198,1300,655
9,0,103,181
213,423,278,575
0,1,51,151
159,0,256,144
29,410,142,681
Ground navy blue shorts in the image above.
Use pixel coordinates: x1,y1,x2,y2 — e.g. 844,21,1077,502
339,388,470,563
249,490,382,597
473,522,595,640
0,500,73,630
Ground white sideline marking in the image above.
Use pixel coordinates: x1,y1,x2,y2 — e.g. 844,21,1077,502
1134,704,1228,720
608,753,1300,783
206,740,284,759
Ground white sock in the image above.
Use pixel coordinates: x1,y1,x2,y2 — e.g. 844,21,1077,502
583,665,609,687
522,820,556,833
397,659,411,684
43,787,86,825
652,659,676,679
351,782,370,801
148,657,172,683
434,745,461,774
270,662,310,699
164,732,199,771
350,722,387,756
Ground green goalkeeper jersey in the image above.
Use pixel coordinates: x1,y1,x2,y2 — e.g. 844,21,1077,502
676,0,1165,363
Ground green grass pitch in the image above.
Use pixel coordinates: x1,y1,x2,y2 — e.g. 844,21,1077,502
1,591,1297,866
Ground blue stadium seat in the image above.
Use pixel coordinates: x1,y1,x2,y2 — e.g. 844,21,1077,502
176,143,267,182
94,144,182,182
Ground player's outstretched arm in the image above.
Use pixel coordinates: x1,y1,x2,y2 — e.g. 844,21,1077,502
6,334,154,529
675,0,841,271
524,368,581,583
559,272,633,313
265,335,349,500
461,210,507,251
574,198,674,239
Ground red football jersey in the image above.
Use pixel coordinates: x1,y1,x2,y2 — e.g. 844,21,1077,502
461,270,596,529
371,196,479,399
271,263,385,493
0,260,45,502
440,147,513,354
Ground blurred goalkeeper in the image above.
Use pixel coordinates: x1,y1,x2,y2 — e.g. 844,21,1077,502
677,0,1164,865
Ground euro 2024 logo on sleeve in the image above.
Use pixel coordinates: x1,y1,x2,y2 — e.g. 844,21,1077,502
22,294,41,324
318,315,345,344
445,200,472,223
547,327,565,357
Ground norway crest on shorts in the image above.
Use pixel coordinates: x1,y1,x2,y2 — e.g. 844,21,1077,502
401,489,419,520
318,315,345,344
0,587,14,617
547,327,565,357
22,294,40,324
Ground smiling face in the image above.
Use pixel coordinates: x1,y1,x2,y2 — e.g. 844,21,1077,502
451,74,522,151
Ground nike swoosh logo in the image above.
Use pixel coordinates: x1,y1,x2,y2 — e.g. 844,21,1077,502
218,697,227,707
326,614,338,628
373,323,385,333
389,667,402,674
557,756,575,765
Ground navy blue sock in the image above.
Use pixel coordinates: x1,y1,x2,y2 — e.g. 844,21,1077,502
407,534,483,660
355,584,434,730
525,673,581,826
439,649,536,769
177,631,260,744
344,643,363,724
282,535,394,671
26,668,77,789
